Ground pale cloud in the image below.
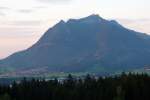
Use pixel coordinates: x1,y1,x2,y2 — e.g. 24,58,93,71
0,20,47,36
0,12,5,16
0,7,10,10
37,0,71,3
17,9,35,13
117,19,150,34
33,6,47,9
0,6,11,16
10,20,43,26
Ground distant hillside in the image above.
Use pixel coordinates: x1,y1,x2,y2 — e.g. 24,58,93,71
1,14,150,76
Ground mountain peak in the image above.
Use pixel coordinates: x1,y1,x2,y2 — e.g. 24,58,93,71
80,14,104,22
67,14,104,24
54,20,66,28
58,20,65,25
86,14,101,19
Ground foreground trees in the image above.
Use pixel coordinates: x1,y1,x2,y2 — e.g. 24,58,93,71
0,73,150,100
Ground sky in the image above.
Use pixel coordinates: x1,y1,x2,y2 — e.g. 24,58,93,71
0,0,150,59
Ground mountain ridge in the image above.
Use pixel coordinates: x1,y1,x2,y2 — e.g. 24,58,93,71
1,14,150,75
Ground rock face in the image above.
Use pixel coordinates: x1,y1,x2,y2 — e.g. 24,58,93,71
1,14,150,73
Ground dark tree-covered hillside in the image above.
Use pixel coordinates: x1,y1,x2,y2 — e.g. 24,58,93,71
0,73,150,100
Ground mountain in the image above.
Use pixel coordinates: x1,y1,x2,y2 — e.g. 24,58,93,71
1,14,150,75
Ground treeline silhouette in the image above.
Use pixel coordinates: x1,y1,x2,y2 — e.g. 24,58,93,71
0,73,150,100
